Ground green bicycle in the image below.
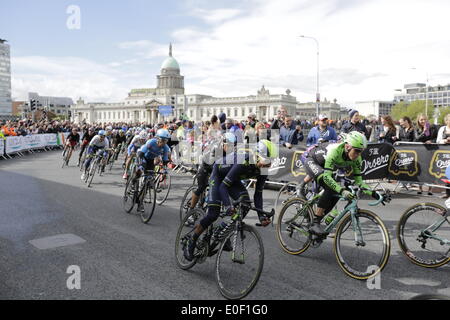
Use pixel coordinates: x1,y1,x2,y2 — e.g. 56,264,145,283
276,185,391,280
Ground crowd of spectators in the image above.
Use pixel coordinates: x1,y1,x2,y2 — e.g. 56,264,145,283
2,108,450,148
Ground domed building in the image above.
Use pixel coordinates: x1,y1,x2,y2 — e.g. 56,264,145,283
71,44,339,124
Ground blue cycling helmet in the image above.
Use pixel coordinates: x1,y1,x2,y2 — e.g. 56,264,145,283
223,132,237,144
98,130,106,136
156,129,171,140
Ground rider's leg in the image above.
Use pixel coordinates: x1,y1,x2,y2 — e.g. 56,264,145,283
190,164,210,209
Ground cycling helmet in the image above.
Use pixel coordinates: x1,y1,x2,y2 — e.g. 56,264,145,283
112,129,118,134
257,140,278,165
139,131,148,140
156,129,171,140
98,130,106,136
223,132,237,145
344,131,367,149
106,126,112,131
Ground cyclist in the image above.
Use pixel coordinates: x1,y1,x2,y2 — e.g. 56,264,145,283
78,127,96,166
188,132,234,211
111,129,127,161
62,127,80,165
302,131,385,235
81,130,110,181
123,131,149,180
184,139,278,261
134,129,171,211
299,132,346,199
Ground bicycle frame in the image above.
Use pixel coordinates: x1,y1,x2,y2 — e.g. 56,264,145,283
421,214,450,246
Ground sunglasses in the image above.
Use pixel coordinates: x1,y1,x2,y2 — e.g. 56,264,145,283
352,148,363,153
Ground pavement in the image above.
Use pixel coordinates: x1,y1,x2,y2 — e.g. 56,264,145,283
0,150,449,300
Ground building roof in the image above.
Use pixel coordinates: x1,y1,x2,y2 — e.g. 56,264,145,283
161,43,180,70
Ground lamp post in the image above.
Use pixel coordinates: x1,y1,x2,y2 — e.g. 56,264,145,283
300,35,320,118
411,67,430,118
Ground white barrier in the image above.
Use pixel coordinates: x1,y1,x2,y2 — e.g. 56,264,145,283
3,134,63,157
0,139,4,157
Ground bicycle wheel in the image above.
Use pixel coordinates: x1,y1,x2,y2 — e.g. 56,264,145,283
123,178,136,213
175,208,205,270
87,160,97,188
274,183,298,214
156,173,171,205
334,209,391,280
216,223,264,300
140,182,157,224
179,185,197,222
397,202,450,268
276,197,313,255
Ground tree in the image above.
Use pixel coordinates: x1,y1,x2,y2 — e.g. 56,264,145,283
391,102,408,120
437,106,450,125
391,100,434,122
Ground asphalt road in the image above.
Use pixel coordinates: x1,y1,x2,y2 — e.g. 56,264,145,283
0,150,449,300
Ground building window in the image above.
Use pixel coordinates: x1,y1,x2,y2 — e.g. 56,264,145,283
234,109,238,117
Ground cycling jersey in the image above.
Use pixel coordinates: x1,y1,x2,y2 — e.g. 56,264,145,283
139,138,170,162
303,142,370,194
89,135,110,149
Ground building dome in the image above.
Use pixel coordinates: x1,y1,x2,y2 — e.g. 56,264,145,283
161,43,180,70
161,56,180,70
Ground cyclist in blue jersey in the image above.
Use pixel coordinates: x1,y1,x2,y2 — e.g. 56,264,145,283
134,129,171,212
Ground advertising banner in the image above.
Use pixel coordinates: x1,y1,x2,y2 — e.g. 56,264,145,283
387,143,450,184
158,105,173,116
5,136,25,154
0,138,4,157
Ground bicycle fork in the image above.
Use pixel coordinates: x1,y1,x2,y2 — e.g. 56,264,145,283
351,210,366,247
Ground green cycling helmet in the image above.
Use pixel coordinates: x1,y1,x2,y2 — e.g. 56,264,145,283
344,131,367,149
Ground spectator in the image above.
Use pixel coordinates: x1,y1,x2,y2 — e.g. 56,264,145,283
280,115,303,148
271,106,287,130
377,115,398,145
414,113,437,144
225,118,244,143
306,114,338,146
398,116,415,142
436,114,450,144
341,109,370,140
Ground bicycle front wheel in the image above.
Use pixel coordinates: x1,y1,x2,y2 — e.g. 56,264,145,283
140,183,157,224
216,224,264,300
123,179,136,213
274,182,298,214
179,185,197,222
156,173,171,205
397,202,450,268
334,210,391,280
87,161,97,188
175,208,206,270
276,197,313,255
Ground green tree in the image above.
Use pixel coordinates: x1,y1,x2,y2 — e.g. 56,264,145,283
437,106,450,125
391,102,408,120
391,100,434,122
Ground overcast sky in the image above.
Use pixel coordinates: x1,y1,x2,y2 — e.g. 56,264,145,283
2,0,450,108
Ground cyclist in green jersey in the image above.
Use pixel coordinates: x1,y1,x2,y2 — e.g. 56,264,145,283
302,131,387,235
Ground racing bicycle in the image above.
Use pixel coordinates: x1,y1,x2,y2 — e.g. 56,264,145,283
276,185,391,280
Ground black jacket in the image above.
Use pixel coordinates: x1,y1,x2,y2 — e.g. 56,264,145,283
414,125,438,143
398,127,415,142
341,121,370,140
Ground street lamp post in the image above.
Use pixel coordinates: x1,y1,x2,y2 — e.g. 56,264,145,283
300,35,320,118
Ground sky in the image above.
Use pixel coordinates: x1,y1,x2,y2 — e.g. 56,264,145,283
2,0,450,108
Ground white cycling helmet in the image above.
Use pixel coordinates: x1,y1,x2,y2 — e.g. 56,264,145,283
139,131,148,140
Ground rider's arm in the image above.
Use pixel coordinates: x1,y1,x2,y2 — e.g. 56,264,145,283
319,148,343,194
